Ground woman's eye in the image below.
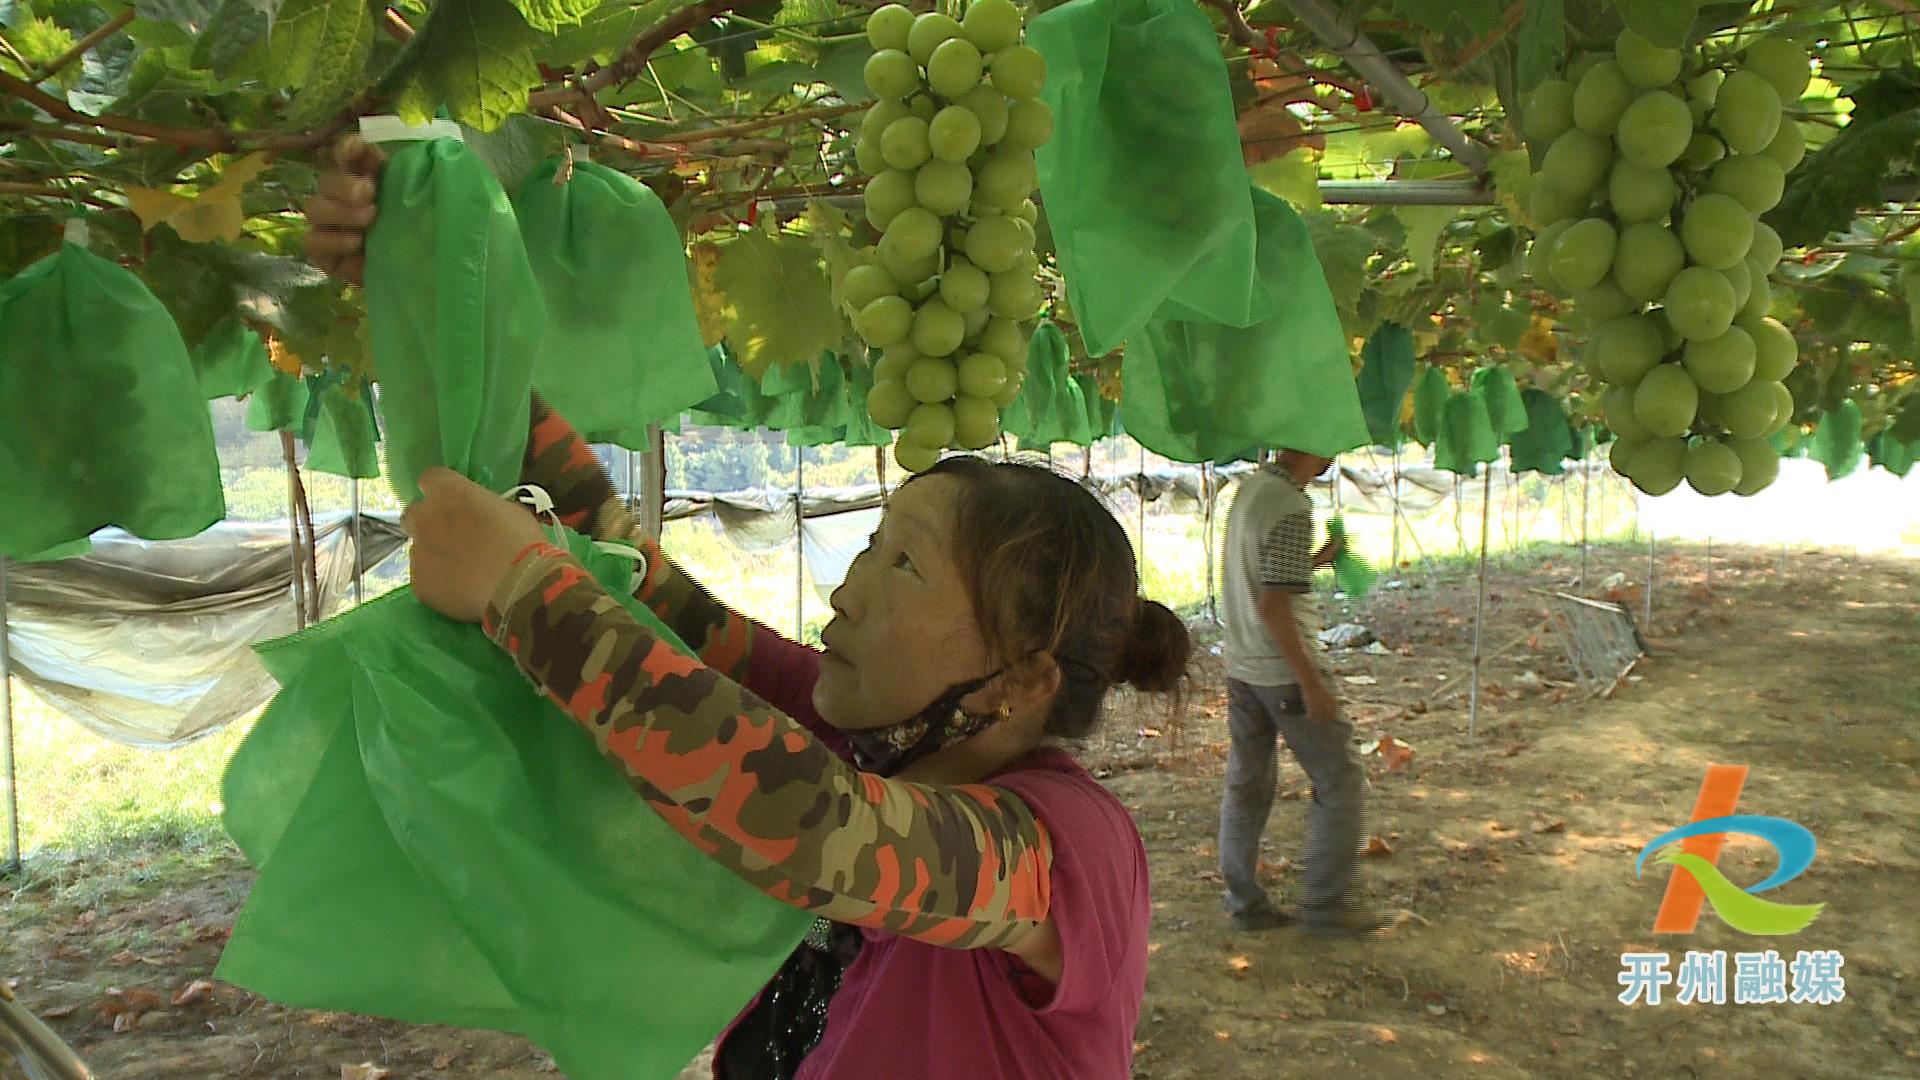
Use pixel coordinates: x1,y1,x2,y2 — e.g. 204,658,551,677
892,551,916,572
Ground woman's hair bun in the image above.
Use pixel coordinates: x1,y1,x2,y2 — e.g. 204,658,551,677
1115,598,1192,693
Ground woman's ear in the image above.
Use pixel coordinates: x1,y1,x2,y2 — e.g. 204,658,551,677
1007,652,1062,720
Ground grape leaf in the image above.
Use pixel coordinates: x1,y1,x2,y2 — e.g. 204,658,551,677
1514,0,1564,92
1357,321,1415,447
398,0,542,131
1810,399,1863,480
804,200,864,315
507,0,600,34
1902,254,1920,346
1301,210,1376,332
1389,0,1505,37
534,0,668,65
713,230,837,379
686,241,728,348
1398,206,1456,281
135,0,219,30
190,0,272,79
1770,68,1920,247
1891,395,1920,443
278,0,376,123
4,16,78,87
1249,148,1321,211
1616,0,1698,49
124,150,272,243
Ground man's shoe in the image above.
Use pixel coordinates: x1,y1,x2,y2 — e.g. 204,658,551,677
1228,904,1292,932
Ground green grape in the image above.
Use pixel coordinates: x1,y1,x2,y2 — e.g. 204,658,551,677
1548,217,1618,292
974,152,1035,211
1741,267,1773,322
980,317,1025,364
864,169,915,230
987,270,1040,319
1685,439,1743,495
1608,160,1678,224
911,298,967,356
927,38,984,99
1682,325,1757,393
1615,29,1682,88
881,242,939,286
1744,37,1811,103
1627,436,1688,494
854,135,886,175
990,45,1047,99
1525,219,1577,291
1658,311,1684,353
1635,363,1697,434
915,160,974,215
1002,98,1054,151
1568,53,1607,84
1541,129,1614,196
962,301,991,341
910,95,938,121
903,401,957,447
1663,266,1739,341
1765,381,1795,436
965,214,1027,273
882,206,944,262
952,393,1002,450
1603,383,1653,441
901,273,939,302
1688,70,1725,108
908,12,963,65
1527,176,1589,227
1681,132,1727,171
863,100,912,143
1593,313,1667,384
1016,199,1039,224
865,49,922,100
1761,120,1805,172
1679,193,1754,269
1748,220,1784,271
868,378,919,428
1576,280,1638,323
957,351,1007,398
855,295,915,348
1726,259,1756,314
990,372,1024,408
1745,314,1797,381
963,0,1022,52
929,105,983,162
873,345,918,384
1729,437,1779,495
958,85,1010,145
1719,380,1777,439
1712,71,1783,155
939,260,991,313
895,438,941,473
843,263,898,312
867,3,914,52
1707,154,1786,213
881,115,933,170
905,356,959,402
1612,223,1685,303
1573,60,1634,135
1609,436,1645,476
1522,79,1576,142
1616,91,1693,169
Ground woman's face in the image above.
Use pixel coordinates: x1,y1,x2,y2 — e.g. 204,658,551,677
812,475,997,731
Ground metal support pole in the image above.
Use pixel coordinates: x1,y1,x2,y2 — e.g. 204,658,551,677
876,444,890,503
1580,448,1592,588
795,446,806,640
639,425,665,543
2,556,19,874
1389,444,1402,577
1779,538,1787,576
1645,530,1657,627
1468,468,1493,740
350,477,364,605
1136,442,1147,564
1202,461,1218,624
626,445,637,515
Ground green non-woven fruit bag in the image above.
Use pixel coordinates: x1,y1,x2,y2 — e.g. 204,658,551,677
1434,389,1498,476
1412,365,1449,447
514,158,718,446
1029,0,1271,356
1356,322,1415,449
1508,388,1576,476
1014,322,1092,450
305,378,381,480
841,356,894,449
1470,366,1529,438
1323,516,1378,600
1075,372,1120,441
191,316,273,400
245,368,310,434
218,529,812,1080
0,240,224,559
1120,188,1368,464
365,139,542,503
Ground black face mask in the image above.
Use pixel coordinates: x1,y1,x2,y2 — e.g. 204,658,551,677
714,669,1007,1080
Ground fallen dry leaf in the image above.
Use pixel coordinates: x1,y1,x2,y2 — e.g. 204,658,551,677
172,980,216,1007
1533,819,1567,834
1213,1029,1233,1041
1138,727,1163,739
1372,1025,1399,1045
1363,835,1395,857
112,1011,140,1034
341,1065,392,1080
109,950,140,967
1227,955,1253,980
432,1053,456,1071
1376,736,1416,772
39,1004,78,1021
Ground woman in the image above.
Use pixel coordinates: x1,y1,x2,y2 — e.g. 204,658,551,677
308,138,1191,1079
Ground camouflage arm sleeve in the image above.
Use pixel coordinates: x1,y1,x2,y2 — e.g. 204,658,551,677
482,546,1056,952
520,393,753,682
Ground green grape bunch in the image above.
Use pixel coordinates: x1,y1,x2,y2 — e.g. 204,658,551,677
848,0,1052,473
1519,28,1810,498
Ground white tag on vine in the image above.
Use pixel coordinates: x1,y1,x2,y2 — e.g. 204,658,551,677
63,218,90,249
359,115,465,145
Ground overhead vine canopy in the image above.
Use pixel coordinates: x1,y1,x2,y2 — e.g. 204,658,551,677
1,0,1915,449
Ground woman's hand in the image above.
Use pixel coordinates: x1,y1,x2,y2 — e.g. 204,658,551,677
400,468,552,623
303,135,386,285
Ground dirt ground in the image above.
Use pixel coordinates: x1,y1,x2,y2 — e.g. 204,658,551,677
4,542,1916,1079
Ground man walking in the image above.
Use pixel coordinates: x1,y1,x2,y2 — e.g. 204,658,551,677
1217,449,1377,936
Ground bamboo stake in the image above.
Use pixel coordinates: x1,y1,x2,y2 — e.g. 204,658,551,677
1468,467,1493,740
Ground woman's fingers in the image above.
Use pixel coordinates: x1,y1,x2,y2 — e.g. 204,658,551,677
328,134,386,178
316,169,378,204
